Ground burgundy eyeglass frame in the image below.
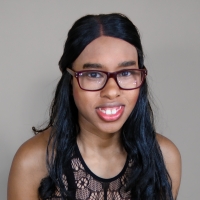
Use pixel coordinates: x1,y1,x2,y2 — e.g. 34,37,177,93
67,68,147,91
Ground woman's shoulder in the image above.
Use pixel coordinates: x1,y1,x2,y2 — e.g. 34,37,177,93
8,128,51,200
13,128,50,168
156,133,182,198
156,133,181,162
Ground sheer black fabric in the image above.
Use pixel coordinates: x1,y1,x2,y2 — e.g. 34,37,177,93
53,144,133,200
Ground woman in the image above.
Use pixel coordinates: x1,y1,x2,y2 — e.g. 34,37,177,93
8,13,181,200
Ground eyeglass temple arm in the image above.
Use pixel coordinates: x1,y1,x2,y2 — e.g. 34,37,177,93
67,68,75,76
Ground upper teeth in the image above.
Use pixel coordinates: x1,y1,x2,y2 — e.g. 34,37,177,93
99,106,121,115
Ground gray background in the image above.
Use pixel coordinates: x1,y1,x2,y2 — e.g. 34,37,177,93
1,1,199,199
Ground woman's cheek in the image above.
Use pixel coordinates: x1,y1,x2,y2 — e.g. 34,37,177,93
73,89,81,107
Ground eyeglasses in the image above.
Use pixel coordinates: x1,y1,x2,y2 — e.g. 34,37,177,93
67,68,147,91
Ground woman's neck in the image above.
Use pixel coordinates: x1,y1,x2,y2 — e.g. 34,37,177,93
76,126,127,179
77,126,125,158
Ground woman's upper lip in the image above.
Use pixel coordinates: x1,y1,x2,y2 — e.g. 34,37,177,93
96,102,125,109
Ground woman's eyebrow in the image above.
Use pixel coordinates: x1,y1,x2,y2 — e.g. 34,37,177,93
118,61,136,67
83,63,103,69
82,61,136,69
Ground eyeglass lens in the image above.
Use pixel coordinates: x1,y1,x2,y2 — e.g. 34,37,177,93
78,70,145,90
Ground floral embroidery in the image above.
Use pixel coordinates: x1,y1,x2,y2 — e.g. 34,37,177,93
72,158,84,171
88,191,103,199
121,174,127,185
107,191,122,200
77,177,89,189
53,149,133,199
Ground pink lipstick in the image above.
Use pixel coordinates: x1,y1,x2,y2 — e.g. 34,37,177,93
96,106,124,122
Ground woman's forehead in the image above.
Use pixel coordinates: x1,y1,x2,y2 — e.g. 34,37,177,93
73,36,138,69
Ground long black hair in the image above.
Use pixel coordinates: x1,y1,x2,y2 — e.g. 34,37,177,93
36,13,173,199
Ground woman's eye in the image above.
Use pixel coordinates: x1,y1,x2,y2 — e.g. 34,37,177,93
87,72,102,78
120,71,131,76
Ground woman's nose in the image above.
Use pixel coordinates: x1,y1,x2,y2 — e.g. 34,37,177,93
100,77,121,99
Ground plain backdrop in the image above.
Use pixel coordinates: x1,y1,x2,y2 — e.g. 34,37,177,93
1,1,200,199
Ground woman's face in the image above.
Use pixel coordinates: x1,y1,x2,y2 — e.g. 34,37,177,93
72,36,140,136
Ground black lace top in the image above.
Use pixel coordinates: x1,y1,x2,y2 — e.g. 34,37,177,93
53,144,133,200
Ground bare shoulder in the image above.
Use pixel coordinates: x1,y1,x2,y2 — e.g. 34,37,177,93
156,133,182,199
8,128,51,200
156,133,181,165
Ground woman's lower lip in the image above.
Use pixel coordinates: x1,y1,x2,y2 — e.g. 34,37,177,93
96,106,124,122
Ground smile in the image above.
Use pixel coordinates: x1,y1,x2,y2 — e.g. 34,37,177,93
96,106,124,121
99,106,122,115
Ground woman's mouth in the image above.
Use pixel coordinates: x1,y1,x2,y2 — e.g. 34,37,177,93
96,106,124,121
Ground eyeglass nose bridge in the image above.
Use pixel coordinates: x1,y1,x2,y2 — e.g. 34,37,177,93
103,71,121,89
